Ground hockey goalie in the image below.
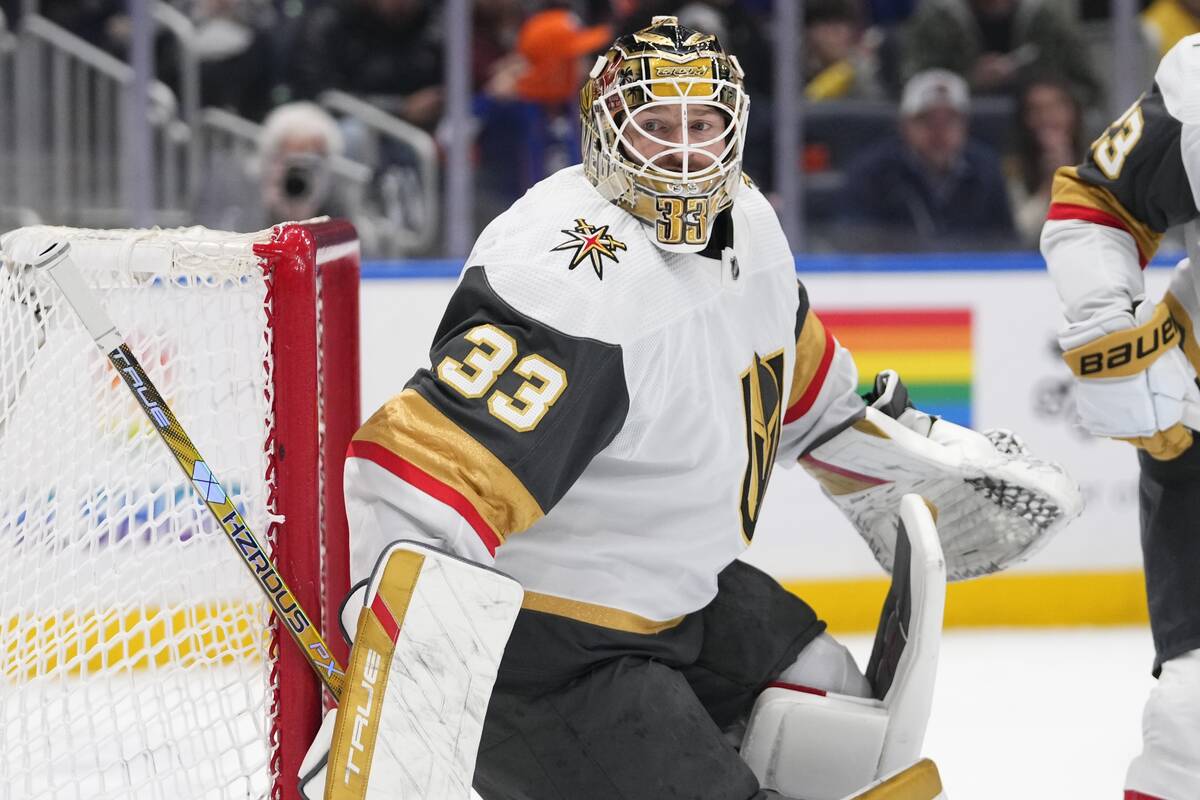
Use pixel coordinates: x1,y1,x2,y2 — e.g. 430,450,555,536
298,16,1082,800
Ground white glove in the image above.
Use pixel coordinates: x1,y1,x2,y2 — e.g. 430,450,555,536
1059,298,1200,460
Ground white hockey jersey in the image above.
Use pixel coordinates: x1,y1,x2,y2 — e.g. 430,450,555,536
345,165,862,632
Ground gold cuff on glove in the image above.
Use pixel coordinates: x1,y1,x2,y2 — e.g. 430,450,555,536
1161,291,1200,375
1116,422,1194,461
1062,302,1180,378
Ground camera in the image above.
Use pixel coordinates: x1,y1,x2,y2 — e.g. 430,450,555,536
284,164,312,199
278,152,328,203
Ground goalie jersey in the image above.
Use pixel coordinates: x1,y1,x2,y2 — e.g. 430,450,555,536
345,164,863,631
1042,33,1200,323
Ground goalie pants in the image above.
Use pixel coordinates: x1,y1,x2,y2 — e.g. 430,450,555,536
472,560,825,800
1138,445,1200,676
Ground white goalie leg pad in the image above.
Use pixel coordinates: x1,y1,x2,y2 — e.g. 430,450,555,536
741,496,945,800
298,540,523,800
801,403,1083,580
1125,649,1200,800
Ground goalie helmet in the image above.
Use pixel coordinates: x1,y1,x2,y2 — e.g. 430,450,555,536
580,16,749,253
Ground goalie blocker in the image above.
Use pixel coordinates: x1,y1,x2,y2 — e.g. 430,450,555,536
299,541,522,800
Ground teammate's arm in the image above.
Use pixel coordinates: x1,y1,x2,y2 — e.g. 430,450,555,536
1041,81,1200,459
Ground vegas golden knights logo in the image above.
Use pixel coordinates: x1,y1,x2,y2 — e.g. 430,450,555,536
739,349,785,542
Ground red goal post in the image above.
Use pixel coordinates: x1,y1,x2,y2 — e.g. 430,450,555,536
261,220,359,797
0,219,359,800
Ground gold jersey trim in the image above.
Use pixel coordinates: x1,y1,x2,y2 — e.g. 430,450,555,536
1050,166,1164,263
353,389,544,542
521,590,685,634
1162,290,1200,373
786,310,831,410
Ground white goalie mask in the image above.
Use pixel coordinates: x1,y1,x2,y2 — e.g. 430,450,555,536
580,16,750,253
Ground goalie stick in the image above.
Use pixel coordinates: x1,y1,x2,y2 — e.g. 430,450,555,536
32,241,506,800
32,240,348,699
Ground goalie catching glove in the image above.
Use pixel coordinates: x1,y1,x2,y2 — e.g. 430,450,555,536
800,370,1083,580
298,541,522,800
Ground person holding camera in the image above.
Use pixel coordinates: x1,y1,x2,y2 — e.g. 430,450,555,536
256,101,348,226
195,100,350,233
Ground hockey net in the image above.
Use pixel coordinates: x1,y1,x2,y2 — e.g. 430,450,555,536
0,220,359,799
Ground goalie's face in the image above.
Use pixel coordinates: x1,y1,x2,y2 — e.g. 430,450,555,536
621,102,733,175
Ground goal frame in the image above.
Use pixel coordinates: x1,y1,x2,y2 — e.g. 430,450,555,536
260,219,359,799
1,217,359,799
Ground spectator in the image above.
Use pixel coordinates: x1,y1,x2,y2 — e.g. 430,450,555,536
901,0,1101,107
473,0,525,94
838,69,1015,249
474,8,610,215
196,101,353,233
804,0,884,101
514,9,611,106
1142,0,1200,58
255,102,350,226
286,0,443,130
1004,75,1084,246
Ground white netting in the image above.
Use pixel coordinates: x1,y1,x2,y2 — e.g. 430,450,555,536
0,225,281,799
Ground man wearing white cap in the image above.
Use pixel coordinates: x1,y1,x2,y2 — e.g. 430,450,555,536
840,69,1013,247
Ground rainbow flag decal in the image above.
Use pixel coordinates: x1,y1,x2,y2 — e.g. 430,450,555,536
818,309,972,427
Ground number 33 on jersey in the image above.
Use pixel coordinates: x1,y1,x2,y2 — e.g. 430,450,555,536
436,324,568,432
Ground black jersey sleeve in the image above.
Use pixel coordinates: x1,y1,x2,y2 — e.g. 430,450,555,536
1048,84,1199,265
349,265,630,550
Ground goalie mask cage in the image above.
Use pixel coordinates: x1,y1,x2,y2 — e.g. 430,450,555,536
0,220,360,799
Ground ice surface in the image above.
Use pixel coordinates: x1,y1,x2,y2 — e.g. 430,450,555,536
842,626,1155,799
